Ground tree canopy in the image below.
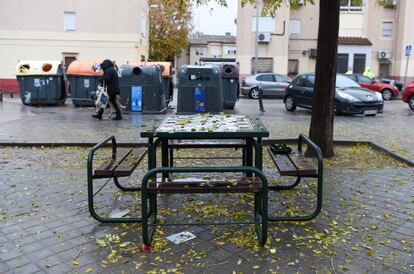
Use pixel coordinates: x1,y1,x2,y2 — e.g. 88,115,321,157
149,0,192,61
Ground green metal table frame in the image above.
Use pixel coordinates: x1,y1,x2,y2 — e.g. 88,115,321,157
141,166,269,246
140,116,270,245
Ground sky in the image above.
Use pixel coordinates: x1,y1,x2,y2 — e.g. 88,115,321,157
192,0,237,36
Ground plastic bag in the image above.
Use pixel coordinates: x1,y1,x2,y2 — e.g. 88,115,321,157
95,84,109,109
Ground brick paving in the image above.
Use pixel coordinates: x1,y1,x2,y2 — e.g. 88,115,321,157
0,97,413,273
0,145,413,273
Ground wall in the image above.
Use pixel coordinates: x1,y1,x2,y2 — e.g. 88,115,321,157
288,1,319,75
392,0,414,80
236,2,290,75
0,0,149,92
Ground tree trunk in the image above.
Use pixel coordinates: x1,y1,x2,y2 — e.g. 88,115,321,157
308,0,340,158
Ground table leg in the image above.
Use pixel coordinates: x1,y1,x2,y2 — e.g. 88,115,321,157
255,137,263,171
246,138,253,177
161,138,169,181
148,138,154,171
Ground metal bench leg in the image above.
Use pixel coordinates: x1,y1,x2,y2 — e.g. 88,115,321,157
268,176,301,191
87,176,142,223
268,175,322,222
113,177,140,191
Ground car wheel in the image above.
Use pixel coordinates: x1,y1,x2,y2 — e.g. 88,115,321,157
249,88,259,99
409,95,414,110
381,89,392,100
284,96,296,112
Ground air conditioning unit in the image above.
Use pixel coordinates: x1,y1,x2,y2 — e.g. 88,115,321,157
257,33,271,43
309,48,317,58
378,50,392,60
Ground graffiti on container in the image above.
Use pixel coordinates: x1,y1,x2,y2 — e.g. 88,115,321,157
24,91,31,104
33,78,45,87
84,79,90,88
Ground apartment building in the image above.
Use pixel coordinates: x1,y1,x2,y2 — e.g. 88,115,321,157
236,0,414,81
0,0,149,93
177,33,237,67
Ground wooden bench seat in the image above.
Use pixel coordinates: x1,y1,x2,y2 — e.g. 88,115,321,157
267,147,317,177
147,177,262,194
169,139,246,149
94,147,147,178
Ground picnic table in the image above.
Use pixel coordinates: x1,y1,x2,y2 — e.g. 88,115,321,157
140,114,270,245
141,114,269,173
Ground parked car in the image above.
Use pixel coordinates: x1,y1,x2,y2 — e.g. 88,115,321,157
380,78,404,92
344,74,399,100
284,73,384,116
402,81,414,110
240,73,291,99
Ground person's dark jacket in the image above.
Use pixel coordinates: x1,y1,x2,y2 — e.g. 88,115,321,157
100,59,120,96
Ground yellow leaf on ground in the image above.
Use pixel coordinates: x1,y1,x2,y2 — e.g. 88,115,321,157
85,267,93,273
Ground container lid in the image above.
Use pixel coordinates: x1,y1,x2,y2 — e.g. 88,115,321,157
16,61,62,76
127,61,172,76
66,60,103,76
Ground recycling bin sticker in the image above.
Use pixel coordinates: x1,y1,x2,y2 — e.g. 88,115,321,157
194,87,206,112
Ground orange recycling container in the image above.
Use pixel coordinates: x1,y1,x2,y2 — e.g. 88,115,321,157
67,60,103,106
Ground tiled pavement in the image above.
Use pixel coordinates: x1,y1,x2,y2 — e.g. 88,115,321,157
0,146,413,273
0,97,413,273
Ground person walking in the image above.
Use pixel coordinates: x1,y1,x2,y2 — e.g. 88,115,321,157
92,59,123,120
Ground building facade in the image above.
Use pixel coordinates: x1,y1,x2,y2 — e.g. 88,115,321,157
177,33,237,68
0,0,149,93
236,0,414,82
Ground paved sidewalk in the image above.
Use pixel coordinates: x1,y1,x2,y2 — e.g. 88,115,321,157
0,97,413,273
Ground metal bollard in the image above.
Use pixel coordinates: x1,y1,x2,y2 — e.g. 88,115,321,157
10,91,14,98
0,90,3,102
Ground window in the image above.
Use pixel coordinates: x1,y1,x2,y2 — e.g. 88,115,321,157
347,75,357,81
275,75,290,83
381,21,393,38
251,57,273,73
289,20,301,37
252,17,275,33
295,76,312,87
353,54,366,74
340,0,362,12
64,12,76,31
288,59,299,76
211,47,221,58
358,75,372,83
337,53,349,73
307,75,315,86
140,16,146,36
225,46,237,55
257,74,275,82
195,48,204,56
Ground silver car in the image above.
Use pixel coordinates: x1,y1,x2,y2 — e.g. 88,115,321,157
240,73,291,99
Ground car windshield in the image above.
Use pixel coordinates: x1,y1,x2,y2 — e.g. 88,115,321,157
336,75,361,88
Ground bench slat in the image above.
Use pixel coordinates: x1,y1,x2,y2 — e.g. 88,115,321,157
169,139,246,149
94,147,147,177
268,147,317,177
147,177,262,194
